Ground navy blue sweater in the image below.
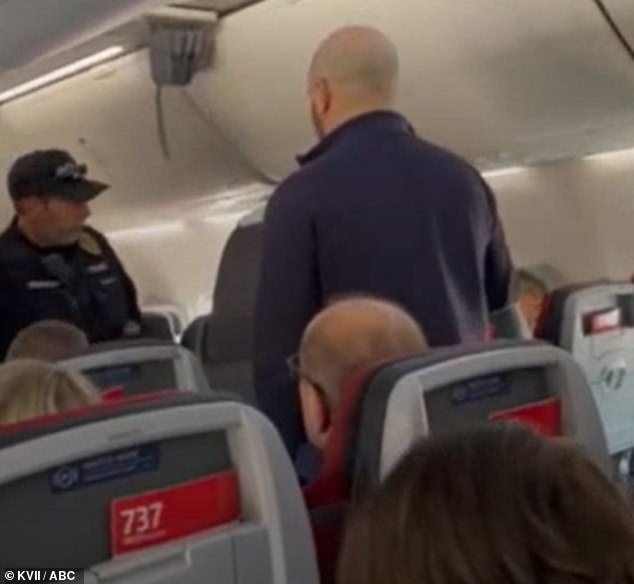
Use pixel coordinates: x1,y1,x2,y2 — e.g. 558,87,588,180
254,111,513,454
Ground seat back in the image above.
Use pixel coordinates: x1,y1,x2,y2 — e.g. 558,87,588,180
60,340,211,396
0,393,319,584
349,341,610,495
202,220,263,403
141,311,175,341
536,282,634,479
181,315,206,356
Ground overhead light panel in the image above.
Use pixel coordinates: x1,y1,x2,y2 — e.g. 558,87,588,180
583,146,634,163
482,166,527,179
107,221,185,240
0,46,125,105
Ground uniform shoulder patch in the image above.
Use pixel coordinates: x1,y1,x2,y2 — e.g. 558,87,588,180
79,230,103,256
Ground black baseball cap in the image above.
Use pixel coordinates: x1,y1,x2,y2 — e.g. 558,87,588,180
7,149,108,203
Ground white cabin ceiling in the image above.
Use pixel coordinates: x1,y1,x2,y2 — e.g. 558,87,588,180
0,51,265,231
194,0,634,175
2,0,634,230
0,0,168,72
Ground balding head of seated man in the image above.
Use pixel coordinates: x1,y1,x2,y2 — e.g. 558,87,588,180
307,25,399,138
294,297,427,451
6,319,89,362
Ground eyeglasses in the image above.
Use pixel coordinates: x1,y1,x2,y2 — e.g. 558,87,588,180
286,353,301,381
286,353,329,404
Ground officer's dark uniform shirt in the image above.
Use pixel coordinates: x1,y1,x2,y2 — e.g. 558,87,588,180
254,111,515,454
0,219,141,358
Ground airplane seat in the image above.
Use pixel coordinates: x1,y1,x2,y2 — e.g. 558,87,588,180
0,392,319,584
59,339,214,397
534,281,634,489
347,341,611,496
203,316,256,404
534,282,602,344
181,315,207,357
140,311,175,341
201,221,263,405
302,341,610,582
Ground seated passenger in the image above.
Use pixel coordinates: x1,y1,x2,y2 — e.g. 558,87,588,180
338,424,634,584
295,296,427,453
0,360,100,425
516,269,548,332
6,319,89,361
296,297,427,584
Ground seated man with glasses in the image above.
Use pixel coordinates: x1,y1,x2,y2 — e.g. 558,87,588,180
290,295,427,584
290,295,427,455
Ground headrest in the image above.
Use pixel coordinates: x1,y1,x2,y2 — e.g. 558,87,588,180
65,339,177,356
346,341,609,496
140,312,174,341
0,391,204,447
212,222,262,318
0,393,319,583
535,280,616,343
60,341,211,395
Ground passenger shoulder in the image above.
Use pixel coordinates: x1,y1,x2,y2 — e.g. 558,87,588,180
0,224,28,261
418,138,475,174
268,165,322,210
420,138,489,190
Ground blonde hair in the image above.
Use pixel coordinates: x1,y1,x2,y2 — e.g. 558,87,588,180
0,360,100,425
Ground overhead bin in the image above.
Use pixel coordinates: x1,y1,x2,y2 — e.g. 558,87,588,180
0,0,271,72
0,0,168,71
197,0,634,177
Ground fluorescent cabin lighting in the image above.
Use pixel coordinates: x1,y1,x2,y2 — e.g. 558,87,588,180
0,46,125,105
201,211,251,224
482,166,527,179
107,222,185,240
583,146,634,163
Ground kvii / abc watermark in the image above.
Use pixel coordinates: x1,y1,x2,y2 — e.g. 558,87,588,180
4,571,79,582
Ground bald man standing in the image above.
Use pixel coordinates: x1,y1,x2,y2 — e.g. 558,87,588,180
254,26,514,455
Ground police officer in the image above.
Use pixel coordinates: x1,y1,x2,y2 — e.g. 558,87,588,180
0,149,142,358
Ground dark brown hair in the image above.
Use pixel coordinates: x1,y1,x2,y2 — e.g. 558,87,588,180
338,424,634,584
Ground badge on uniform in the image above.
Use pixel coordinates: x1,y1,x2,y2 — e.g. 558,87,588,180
79,231,103,256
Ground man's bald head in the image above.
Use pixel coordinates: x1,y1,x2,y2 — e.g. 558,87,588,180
307,26,399,137
309,26,399,103
299,297,426,409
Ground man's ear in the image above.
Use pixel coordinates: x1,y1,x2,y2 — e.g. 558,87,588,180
313,77,332,117
299,378,332,451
